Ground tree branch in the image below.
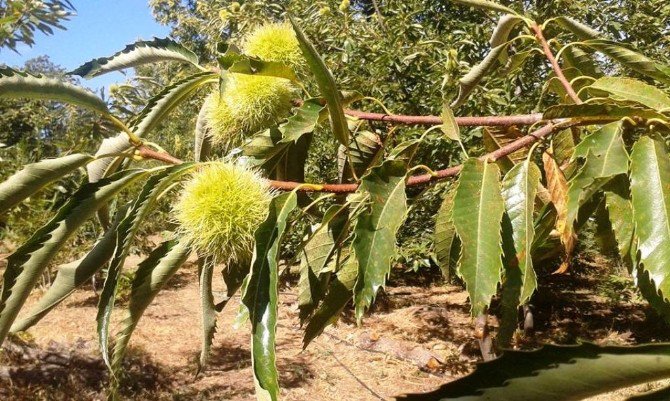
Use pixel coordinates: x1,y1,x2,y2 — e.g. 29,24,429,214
137,121,558,194
531,22,582,104
344,110,543,126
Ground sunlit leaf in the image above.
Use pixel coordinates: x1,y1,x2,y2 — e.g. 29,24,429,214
110,239,191,390
453,159,504,315
397,343,670,401
242,191,299,401
71,37,201,78
451,43,509,108
290,17,349,147
0,169,150,346
353,160,408,320
0,153,93,215
448,0,517,15
630,136,670,305
588,77,670,111
0,67,109,114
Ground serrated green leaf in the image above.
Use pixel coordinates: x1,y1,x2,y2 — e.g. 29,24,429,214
603,176,635,267
0,67,109,114
353,160,408,321
499,49,536,75
502,160,541,304
440,103,460,141
551,128,577,170
451,43,509,108
303,254,358,348
87,134,132,184
498,160,541,347
88,72,216,183
242,191,298,401
197,256,218,373
630,136,670,305
130,71,218,138
0,169,149,346
589,77,670,111
397,343,670,401
453,159,504,316
244,99,325,166
337,130,383,182
566,122,628,228
579,40,670,85
434,189,458,280
289,17,349,147
555,16,602,39
298,226,331,323
0,153,93,215
298,205,349,322
448,0,517,14
71,37,200,78
10,205,129,333
543,103,665,120
97,164,195,368
110,239,191,387
562,46,603,78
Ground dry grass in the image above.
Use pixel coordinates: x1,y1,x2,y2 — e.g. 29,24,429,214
2,257,670,400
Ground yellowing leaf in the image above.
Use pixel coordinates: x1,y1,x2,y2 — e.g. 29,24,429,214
542,152,574,273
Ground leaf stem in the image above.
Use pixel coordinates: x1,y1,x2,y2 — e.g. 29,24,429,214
531,22,583,104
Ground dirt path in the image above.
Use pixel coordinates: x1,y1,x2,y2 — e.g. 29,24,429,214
2,259,670,400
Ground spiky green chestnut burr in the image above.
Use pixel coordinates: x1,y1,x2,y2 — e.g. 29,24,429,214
174,163,272,262
204,73,297,146
241,22,304,70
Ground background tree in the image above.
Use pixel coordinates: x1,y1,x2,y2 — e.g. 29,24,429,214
0,0,74,52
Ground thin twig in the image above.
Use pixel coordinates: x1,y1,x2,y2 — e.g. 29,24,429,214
322,347,387,400
531,22,582,104
344,109,544,126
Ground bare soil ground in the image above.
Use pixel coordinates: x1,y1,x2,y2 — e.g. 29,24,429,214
2,256,670,400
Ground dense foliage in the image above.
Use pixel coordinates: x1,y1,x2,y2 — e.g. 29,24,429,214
3,1,670,400
0,0,74,51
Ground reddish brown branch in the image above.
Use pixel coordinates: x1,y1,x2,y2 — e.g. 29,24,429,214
531,22,582,105
344,110,543,126
137,122,557,194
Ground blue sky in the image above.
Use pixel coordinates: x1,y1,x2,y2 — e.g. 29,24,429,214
0,1,171,91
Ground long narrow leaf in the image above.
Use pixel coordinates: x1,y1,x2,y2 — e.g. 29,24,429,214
289,17,349,147
0,67,109,114
10,205,130,333
588,77,670,111
96,164,194,368
630,136,670,303
0,169,149,345
448,0,517,15
453,159,505,315
397,343,670,401
434,189,458,279
110,239,191,384
242,191,299,401
197,256,218,373
303,254,358,347
451,43,509,108
0,153,93,215
353,160,408,320
71,37,201,78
